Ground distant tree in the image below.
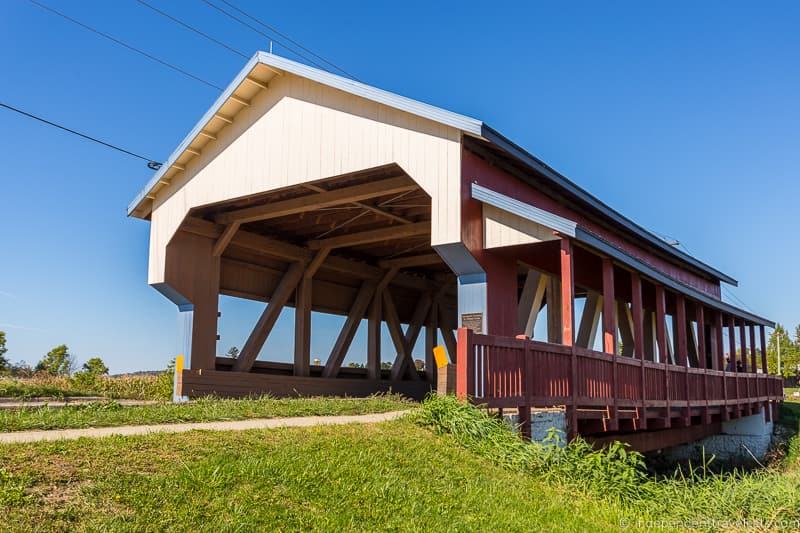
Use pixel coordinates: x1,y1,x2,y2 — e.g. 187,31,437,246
795,325,800,348
10,360,32,378
35,344,75,376
226,346,240,359
767,324,800,378
347,362,365,368
0,331,8,373
380,362,392,370
81,357,109,376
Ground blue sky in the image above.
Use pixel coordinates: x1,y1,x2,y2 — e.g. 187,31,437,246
1,0,798,373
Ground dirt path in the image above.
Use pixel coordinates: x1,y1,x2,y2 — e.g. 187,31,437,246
0,410,411,444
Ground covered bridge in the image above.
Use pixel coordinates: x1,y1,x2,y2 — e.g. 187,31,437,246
129,52,782,441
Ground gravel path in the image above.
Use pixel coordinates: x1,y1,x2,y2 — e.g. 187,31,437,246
0,410,411,444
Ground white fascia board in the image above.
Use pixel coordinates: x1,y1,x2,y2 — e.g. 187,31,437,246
471,182,577,237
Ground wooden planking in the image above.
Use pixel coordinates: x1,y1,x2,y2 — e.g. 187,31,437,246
182,369,432,400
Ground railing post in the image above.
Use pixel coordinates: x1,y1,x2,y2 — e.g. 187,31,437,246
456,327,473,400
697,304,710,423
602,257,619,431
675,294,690,426
728,315,740,417
631,273,647,430
560,238,578,439
716,311,729,421
655,286,670,428
760,325,770,422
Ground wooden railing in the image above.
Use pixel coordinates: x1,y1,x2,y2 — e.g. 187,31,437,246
456,328,783,434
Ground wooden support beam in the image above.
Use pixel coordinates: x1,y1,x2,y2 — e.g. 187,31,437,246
367,294,382,380
425,302,439,384
234,261,305,372
212,222,240,257
182,217,436,291
675,294,690,425
383,291,420,381
686,317,699,368
602,258,617,356
378,253,441,270
367,268,397,380
303,183,412,225
739,321,748,373
643,310,657,361
293,248,329,377
438,305,457,364
244,75,269,89
655,285,671,428
697,305,707,369
546,276,562,343
576,291,602,349
216,177,417,225
518,269,548,337
675,295,688,367
760,325,768,374
560,238,574,346
308,221,430,250
617,301,635,356
198,130,217,140
322,280,377,378
749,324,758,373
631,272,647,430
293,275,312,377
229,94,250,106
714,311,724,371
390,292,433,380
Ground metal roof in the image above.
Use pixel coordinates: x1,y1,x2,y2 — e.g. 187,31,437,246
129,51,737,289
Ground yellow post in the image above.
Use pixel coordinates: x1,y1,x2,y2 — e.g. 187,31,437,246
173,355,185,403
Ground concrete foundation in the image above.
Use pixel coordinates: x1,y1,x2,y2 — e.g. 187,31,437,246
655,408,774,464
503,408,567,446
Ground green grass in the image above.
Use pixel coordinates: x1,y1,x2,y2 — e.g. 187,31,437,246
0,373,172,401
2,395,798,531
0,420,629,532
415,395,800,531
0,395,414,432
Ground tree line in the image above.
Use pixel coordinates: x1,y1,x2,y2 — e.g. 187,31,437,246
767,324,800,378
0,331,108,378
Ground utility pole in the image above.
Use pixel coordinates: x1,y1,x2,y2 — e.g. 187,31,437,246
777,330,782,376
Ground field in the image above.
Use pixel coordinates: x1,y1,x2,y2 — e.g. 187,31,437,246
0,373,172,401
1,395,799,531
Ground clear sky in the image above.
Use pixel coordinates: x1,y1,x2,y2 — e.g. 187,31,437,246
1,0,798,373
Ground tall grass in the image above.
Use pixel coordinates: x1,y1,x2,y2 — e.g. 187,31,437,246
0,372,173,401
415,395,800,530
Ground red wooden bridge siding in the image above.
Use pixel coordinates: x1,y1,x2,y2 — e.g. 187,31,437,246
456,328,783,438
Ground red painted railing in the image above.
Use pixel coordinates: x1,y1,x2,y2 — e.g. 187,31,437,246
456,328,783,432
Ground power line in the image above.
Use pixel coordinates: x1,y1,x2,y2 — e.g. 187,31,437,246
0,102,162,168
214,0,359,81
198,0,331,75
26,0,223,91
134,0,248,59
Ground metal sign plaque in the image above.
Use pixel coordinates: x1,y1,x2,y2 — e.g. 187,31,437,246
461,312,483,333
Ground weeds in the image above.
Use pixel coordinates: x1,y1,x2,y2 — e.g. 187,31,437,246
415,394,800,530
0,372,173,401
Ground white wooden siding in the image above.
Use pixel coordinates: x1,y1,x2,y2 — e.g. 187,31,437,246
482,204,558,249
148,73,463,284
